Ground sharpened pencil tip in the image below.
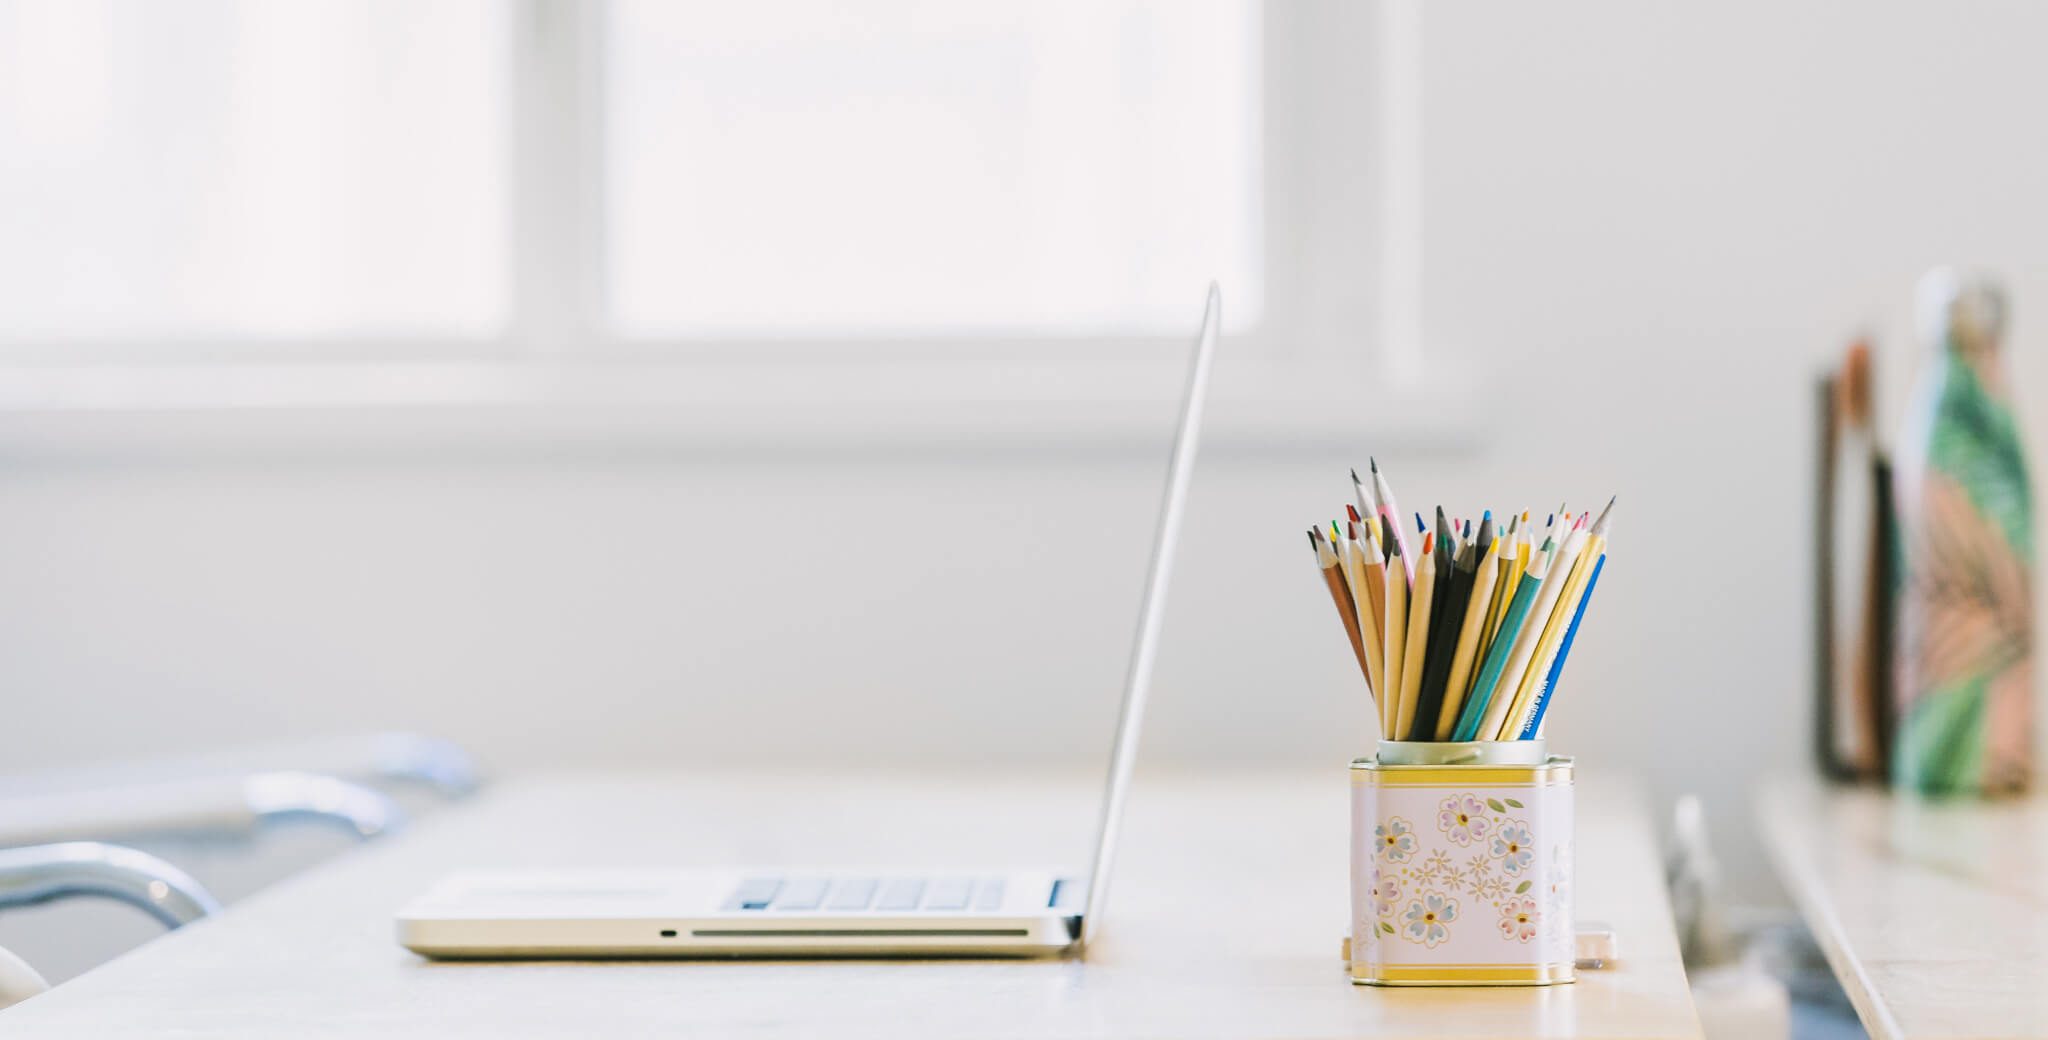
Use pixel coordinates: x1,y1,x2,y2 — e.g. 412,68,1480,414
1351,467,1363,485
1591,494,1617,535
1347,503,1361,522
1369,457,1379,474
1415,512,1426,533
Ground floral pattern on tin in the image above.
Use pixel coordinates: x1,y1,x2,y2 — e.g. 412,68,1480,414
1491,821,1535,876
1365,790,1559,957
1371,869,1403,919
1498,896,1541,943
1401,891,1459,948
1375,817,1417,863
1547,843,1571,914
1436,794,1494,846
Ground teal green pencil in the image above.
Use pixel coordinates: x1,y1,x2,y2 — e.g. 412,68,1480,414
1451,546,1550,741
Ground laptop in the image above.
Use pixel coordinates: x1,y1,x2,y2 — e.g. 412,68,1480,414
396,285,1220,959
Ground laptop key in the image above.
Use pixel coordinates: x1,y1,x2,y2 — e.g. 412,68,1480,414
972,879,1005,912
772,879,828,911
723,878,782,911
922,878,973,911
824,879,878,911
874,879,924,911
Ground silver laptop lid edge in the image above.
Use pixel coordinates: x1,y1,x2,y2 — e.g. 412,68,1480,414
1076,283,1220,950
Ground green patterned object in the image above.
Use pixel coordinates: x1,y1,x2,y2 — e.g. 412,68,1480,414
1892,269,2034,796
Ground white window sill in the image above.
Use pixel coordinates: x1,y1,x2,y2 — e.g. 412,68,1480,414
0,358,1489,459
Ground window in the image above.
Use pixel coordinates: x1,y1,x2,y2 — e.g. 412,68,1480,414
606,1,1261,337
0,0,508,341
0,0,1424,434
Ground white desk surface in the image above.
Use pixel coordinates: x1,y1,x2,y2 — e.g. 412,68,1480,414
4,768,1699,1038
1759,775,2048,1040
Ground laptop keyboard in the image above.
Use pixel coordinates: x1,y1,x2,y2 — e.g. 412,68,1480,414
722,877,1005,913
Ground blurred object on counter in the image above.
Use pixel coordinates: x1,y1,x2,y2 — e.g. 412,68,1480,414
1665,795,1732,967
1892,269,2034,796
1813,338,1896,782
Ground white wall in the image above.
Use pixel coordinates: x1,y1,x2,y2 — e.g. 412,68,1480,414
6,1,2048,909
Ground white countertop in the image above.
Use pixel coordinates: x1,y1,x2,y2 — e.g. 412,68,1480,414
1759,774,2048,1040
3,767,1699,1038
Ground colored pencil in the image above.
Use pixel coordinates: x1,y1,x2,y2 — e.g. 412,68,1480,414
1344,520,1386,717
1413,509,1481,740
1371,458,1415,583
1517,496,1615,737
1453,538,1552,741
1393,532,1437,738
1359,515,1389,659
1379,535,1408,737
1483,521,1589,740
1435,516,1500,739
1496,515,1600,739
1303,467,1612,744
1524,553,1606,738
1311,529,1371,684
1485,516,1528,654
1351,469,1379,538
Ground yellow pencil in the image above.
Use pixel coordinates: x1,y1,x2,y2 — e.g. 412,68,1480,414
1484,517,1529,653
1379,538,1408,738
1344,521,1385,717
1360,518,1389,654
1393,532,1437,739
1435,532,1502,739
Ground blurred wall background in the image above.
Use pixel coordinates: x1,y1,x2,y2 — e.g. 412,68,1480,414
4,1,2048,908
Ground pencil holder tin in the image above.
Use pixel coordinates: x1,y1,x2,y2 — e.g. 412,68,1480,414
1350,740,1575,986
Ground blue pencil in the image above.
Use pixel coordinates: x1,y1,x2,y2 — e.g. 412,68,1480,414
1518,554,1606,739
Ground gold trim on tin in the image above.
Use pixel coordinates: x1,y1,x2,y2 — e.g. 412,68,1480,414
1349,962,1576,986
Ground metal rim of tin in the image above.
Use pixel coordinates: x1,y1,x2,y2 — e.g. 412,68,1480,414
1350,741,1574,784
1371,740,1549,766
